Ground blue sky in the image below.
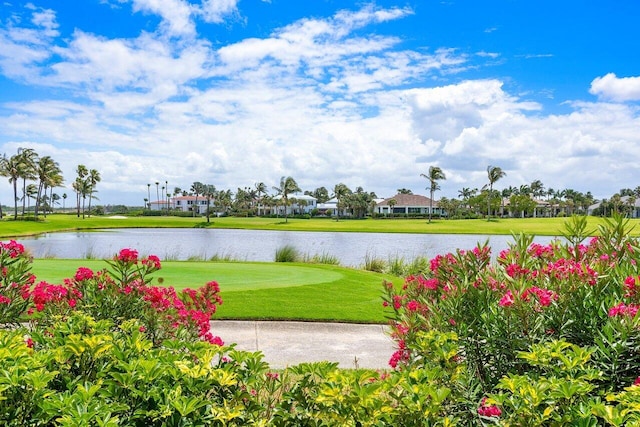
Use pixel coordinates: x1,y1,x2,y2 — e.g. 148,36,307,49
1,0,639,206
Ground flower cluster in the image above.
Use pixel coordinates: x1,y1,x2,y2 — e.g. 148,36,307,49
477,397,502,418
30,281,82,312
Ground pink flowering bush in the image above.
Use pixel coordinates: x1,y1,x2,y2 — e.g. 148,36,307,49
383,215,640,422
0,244,224,346
0,240,35,324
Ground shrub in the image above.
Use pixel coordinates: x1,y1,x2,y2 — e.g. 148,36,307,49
383,214,640,422
363,252,386,273
274,244,299,262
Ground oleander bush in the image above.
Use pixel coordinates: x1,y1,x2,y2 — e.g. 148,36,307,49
4,215,640,425
383,214,640,424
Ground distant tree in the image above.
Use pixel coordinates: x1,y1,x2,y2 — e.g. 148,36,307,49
25,183,37,211
17,148,37,216
190,182,204,217
203,184,216,222
273,176,300,223
486,165,506,220
255,182,267,216
397,188,413,194
75,165,88,218
437,197,460,219
50,193,61,212
309,186,330,204
86,169,101,217
388,198,397,217
421,166,446,223
0,153,21,219
346,186,374,218
332,183,351,221
34,156,62,218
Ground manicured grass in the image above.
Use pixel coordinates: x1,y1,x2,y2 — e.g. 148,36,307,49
30,259,402,323
2,213,635,237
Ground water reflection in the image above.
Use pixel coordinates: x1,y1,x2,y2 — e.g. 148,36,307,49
19,228,559,267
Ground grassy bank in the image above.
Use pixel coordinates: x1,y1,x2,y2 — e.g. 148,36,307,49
30,259,402,323
1,213,631,237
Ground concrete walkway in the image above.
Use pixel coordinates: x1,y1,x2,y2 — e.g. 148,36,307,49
210,320,395,369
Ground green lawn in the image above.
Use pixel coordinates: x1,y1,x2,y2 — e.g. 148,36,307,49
1,213,633,238
30,259,402,323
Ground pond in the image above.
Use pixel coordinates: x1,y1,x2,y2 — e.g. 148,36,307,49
17,228,560,267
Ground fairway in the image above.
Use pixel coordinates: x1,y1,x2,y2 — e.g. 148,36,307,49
2,214,637,238
31,259,401,323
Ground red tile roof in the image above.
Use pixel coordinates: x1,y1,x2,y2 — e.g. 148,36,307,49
377,194,438,207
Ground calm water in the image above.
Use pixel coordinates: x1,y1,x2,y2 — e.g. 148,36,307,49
17,229,559,267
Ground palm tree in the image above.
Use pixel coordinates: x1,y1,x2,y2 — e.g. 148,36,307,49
0,153,21,219
17,148,37,216
332,183,351,221
273,176,300,223
486,165,506,220
421,166,446,223
255,182,267,216
190,182,204,217
25,183,37,211
86,169,101,217
34,156,62,218
147,184,151,210
202,184,216,223
62,193,67,211
46,171,63,217
50,193,61,212
75,165,88,217
155,182,160,212
388,198,397,217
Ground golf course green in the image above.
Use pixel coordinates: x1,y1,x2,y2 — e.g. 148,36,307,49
30,259,401,323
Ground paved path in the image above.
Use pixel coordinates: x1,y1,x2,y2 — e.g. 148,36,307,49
210,320,395,369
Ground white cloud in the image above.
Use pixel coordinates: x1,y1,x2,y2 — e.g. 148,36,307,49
199,0,239,23
590,73,640,102
1,3,640,207
130,0,196,36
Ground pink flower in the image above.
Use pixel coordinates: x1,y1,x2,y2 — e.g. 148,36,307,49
1,240,25,258
499,290,514,307
634,376,640,386
24,337,34,348
74,267,94,281
142,255,161,270
609,302,640,318
203,332,224,346
478,397,502,417
116,248,139,263
406,300,419,312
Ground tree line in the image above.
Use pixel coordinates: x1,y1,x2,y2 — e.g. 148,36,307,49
0,147,100,220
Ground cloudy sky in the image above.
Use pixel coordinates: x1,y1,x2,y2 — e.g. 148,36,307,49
1,0,639,206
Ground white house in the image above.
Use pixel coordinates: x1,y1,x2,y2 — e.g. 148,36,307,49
587,196,640,218
150,196,210,215
273,194,317,215
316,198,350,217
374,194,442,216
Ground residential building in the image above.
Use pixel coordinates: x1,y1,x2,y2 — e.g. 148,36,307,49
374,194,442,216
150,196,210,215
273,194,317,215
